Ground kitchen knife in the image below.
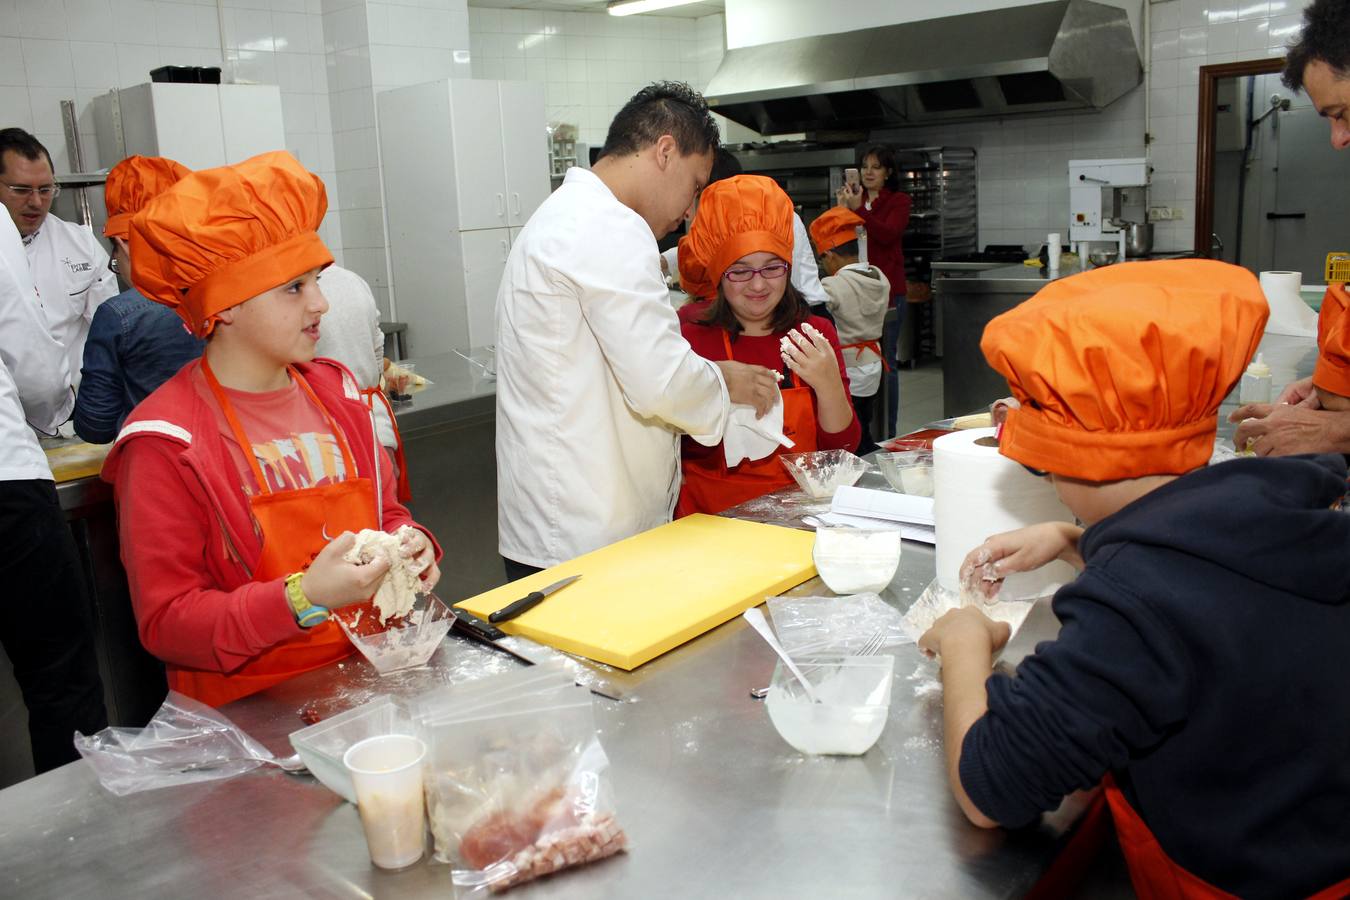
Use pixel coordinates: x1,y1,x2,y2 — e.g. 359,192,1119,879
488,574,581,623
449,606,625,702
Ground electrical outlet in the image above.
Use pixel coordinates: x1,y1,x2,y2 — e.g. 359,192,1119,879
1170,207,1185,220
1148,206,1172,221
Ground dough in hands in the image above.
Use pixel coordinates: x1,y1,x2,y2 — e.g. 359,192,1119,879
343,525,422,623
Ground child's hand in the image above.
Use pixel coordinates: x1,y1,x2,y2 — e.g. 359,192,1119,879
300,532,391,610
780,324,843,394
400,527,441,592
918,606,1010,660
959,522,1085,601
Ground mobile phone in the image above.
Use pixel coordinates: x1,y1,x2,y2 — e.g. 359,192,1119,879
844,167,860,187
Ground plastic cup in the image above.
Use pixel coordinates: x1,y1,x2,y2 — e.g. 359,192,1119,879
343,734,427,869
1046,233,1061,271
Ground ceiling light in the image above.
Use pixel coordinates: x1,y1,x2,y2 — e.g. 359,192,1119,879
607,0,702,16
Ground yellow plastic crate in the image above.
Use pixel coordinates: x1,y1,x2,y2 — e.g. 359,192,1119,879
1326,252,1350,284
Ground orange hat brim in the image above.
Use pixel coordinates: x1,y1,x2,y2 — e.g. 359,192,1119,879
183,231,333,337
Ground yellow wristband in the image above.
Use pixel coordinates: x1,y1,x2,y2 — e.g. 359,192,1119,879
285,572,329,628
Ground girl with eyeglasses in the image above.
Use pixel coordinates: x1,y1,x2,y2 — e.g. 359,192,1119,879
675,175,860,516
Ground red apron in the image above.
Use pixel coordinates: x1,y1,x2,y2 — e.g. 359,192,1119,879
178,359,378,707
676,330,819,517
360,384,412,503
1104,774,1350,900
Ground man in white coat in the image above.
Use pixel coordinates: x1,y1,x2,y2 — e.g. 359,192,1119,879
0,207,107,775
0,129,118,388
496,82,779,575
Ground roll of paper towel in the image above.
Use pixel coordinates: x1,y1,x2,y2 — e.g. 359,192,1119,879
933,428,1077,594
1259,271,1318,338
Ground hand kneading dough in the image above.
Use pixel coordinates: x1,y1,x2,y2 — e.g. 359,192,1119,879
343,525,422,623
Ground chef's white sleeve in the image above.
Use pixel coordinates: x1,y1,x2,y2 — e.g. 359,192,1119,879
792,212,828,306
0,217,72,432
575,253,729,444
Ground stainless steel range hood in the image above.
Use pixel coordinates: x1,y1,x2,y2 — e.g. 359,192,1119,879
704,0,1141,135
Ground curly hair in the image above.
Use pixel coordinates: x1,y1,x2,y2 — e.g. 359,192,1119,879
1283,0,1350,90
598,81,721,160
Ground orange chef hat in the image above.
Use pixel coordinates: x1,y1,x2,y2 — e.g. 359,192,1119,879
809,207,864,255
1313,284,1350,396
981,260,1268,481
680,174,793,290
128,150,332,337
103,156,190,240
675,233,715,300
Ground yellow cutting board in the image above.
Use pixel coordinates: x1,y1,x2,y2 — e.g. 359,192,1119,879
44,441,112,483
457,514,817,670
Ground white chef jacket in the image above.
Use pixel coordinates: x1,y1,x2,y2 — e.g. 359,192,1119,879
661,211,827,305
0,213,72,481
24,213,118,389
314,264,397,450
497,167,730,568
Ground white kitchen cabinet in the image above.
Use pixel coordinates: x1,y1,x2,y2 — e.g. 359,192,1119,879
498,82,549,226
462,228,512,349
378,78,548,356
92,83,285,171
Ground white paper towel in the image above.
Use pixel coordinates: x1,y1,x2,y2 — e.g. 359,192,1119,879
1259,271,1318,338
723,388,793,467
933,428,1076,594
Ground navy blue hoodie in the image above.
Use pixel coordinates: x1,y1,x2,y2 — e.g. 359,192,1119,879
959,455,1350,899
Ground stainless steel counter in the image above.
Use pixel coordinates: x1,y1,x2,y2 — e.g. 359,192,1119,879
0,471,1091,899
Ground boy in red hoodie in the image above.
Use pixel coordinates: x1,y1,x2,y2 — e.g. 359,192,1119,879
102,151,440,706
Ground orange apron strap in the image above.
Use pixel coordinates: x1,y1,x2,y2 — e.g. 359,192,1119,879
201,356,272,494
362,385,412,504
840,339,890,372
201,358,361,492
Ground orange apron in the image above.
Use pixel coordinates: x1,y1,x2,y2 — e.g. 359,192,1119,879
676,330,819,517
839,339,890,372
178,359,378,707
1103,774,1350,900
360,384,412,503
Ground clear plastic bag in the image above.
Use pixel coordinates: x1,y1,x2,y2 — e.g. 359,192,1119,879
422,686,627,893
766,592,910,656
73,691,278,796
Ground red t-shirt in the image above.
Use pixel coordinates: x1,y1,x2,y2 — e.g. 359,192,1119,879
680,314,861,464
193,368,347,495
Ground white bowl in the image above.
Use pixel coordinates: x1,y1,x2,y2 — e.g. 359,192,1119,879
779,450,870,499
765,655,893,755
812,525,902,594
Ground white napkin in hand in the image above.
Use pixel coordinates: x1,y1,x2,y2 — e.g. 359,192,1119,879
724,387,794,467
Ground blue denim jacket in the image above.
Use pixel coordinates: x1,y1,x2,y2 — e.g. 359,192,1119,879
74,288,204,444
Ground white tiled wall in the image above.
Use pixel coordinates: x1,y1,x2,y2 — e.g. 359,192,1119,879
467,8,725,147
319,0,472,314
0,0,342,254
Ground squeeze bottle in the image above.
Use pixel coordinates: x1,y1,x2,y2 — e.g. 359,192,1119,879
1239,353,1272,404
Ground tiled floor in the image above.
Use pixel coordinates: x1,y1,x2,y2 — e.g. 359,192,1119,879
865,357,947,443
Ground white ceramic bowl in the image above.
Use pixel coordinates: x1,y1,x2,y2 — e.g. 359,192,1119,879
765,654,894,755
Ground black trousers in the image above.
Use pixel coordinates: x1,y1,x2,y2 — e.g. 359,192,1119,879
502,556,543,583
0,480,107,774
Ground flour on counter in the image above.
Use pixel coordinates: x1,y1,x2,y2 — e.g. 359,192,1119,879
344,525,421,623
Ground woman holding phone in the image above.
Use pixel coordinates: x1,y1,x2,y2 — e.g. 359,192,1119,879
837,144,911,437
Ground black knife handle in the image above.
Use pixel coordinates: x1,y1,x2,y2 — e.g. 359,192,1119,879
451,606,506,641
489,591,545,623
